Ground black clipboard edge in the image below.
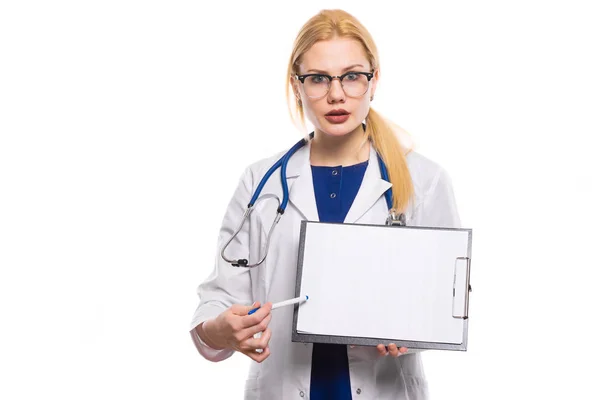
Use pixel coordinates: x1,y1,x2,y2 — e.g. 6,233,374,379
291,330,467,351
291,220,472,352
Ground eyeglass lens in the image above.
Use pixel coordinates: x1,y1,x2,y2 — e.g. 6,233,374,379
303,73,370,98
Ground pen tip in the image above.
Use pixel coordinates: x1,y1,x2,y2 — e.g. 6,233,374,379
306,295,309,300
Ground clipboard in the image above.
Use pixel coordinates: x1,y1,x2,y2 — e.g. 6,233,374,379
291,220,473,351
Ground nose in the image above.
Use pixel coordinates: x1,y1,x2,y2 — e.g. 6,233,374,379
327,77,345,103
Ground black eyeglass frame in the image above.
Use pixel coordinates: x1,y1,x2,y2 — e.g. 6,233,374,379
295,70,375,98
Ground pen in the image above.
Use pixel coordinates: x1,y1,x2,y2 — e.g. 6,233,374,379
248,295,309,315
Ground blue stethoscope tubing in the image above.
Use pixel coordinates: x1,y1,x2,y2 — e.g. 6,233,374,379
220,131,397,268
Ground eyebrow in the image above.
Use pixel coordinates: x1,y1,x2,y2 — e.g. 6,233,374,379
306,64,365,74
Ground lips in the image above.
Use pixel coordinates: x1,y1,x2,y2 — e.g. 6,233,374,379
326,109,350,116
324,112,350,124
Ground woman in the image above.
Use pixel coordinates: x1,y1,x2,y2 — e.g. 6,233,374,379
189,9,461,400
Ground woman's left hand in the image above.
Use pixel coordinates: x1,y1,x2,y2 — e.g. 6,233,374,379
376,343,408,357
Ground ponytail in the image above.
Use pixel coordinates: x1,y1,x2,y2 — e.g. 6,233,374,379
366,108,415,213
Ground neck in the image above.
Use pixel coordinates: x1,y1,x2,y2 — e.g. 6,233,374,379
310,124,370,167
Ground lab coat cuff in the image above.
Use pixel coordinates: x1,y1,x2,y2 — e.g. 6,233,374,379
189,326,234,362
189,305,234,362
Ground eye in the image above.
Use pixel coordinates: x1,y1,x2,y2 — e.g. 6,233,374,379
309,75,328,84
344,72,359,81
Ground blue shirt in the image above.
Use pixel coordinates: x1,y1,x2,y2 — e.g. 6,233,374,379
309,160,368,400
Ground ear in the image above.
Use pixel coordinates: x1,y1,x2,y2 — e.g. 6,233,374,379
289,75,300,99
370,68,380,100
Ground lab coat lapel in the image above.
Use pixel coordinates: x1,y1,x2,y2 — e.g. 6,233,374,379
286,143,320,221
284,140,391,223
343,145,392,223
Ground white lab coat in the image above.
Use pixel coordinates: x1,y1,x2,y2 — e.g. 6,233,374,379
189,140,461,400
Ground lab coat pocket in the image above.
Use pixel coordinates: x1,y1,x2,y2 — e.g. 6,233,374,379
402,374,429,400
244,377,262,399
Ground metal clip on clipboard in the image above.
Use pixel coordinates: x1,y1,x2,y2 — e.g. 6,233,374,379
384,211,473,320
385,210,406,226
452,256,472,319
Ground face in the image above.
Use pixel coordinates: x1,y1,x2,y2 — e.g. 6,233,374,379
291,38,379,138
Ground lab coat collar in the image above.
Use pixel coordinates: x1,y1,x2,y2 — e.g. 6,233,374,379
286,140,392,223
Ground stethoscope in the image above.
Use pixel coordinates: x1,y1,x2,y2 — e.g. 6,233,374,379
221,128,406,268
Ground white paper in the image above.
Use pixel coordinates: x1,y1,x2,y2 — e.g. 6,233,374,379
296,223,470,345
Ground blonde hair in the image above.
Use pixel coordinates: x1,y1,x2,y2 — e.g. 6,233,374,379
286,9,415,213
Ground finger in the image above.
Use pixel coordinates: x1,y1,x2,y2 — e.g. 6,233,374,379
245,346,271,363
246,313,272,337
376,344,388,356
240,328,272,351
240,302,273,329
231,302,260,316
235,313,272,343
256,328,272,349
399,347,408,354
388,343,399,357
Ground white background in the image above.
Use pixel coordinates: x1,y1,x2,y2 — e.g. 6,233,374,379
1,1,599,399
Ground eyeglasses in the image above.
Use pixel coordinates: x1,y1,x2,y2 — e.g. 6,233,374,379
295,71,374,99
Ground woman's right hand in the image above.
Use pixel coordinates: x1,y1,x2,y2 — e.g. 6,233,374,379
200,302,273,362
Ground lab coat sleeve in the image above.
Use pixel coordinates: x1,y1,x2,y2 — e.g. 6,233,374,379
189,167,255,362
406,166,462,355
414,166,462,229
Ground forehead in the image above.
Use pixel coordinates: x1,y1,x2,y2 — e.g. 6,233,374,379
299,38,369,73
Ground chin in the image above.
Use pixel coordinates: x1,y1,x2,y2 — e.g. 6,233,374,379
320,120,361,137
323,128,351,137
322,124,356,137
